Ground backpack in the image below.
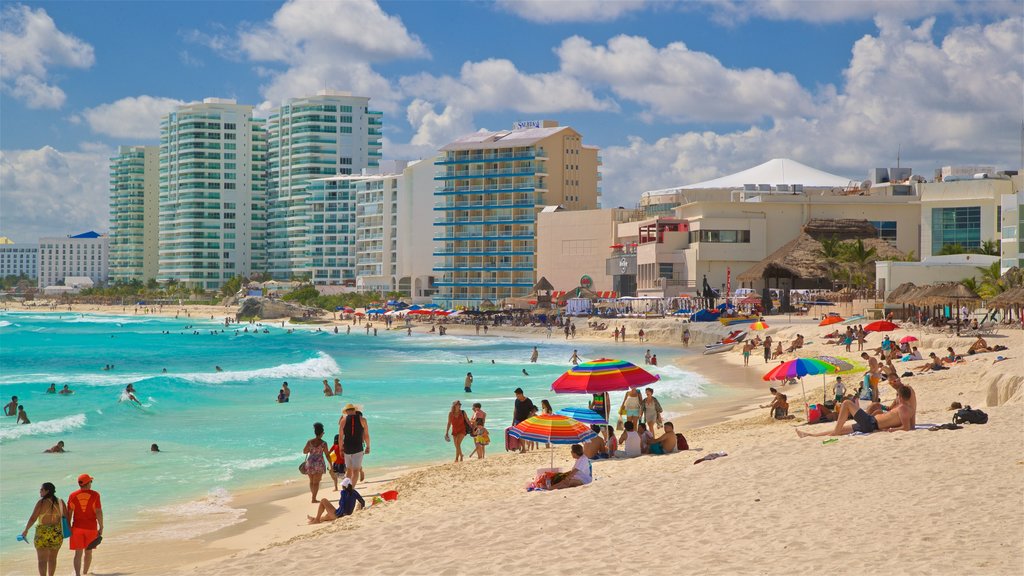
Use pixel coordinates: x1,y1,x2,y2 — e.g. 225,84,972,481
675,433,689,451
952,406,988,425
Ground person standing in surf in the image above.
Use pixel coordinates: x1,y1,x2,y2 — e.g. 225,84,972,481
339,404,369,489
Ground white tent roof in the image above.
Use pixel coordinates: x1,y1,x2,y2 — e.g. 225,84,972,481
646,158,854,196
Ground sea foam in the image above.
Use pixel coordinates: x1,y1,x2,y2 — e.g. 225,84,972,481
0,413,87,443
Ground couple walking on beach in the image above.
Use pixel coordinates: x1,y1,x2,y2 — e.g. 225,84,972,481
20,474,103,576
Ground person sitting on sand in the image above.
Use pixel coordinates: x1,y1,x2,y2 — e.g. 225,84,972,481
797,387,914,437
762,388,789,420
772,342,784,360
618,421,642,458
785,334,805,353
905,346,923,361
307,478,364,524
44,441,65,453
941,347,963,364
322,379,334,397
646,422,678,455
917,352,948,373
550,444,592,490
583,425,608,459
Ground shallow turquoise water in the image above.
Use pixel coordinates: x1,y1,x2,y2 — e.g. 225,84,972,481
0,311,708,549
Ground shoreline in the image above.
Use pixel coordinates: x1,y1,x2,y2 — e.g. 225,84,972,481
4,304,1022,574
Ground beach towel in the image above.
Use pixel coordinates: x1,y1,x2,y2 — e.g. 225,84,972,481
693,452,727,465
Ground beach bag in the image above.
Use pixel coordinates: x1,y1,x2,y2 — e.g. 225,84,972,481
60,501,71,538
807,404,822,424
952,406,988,425
505,427,520,452
298,461,308,475
675,433,689,451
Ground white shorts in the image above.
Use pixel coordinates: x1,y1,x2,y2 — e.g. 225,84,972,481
344,451,364,469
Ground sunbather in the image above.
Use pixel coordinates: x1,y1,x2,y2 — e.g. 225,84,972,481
646,422,678,454
797,387,914,437
941,347,963,364
917,352,948,372
307,478,364,524
967,337,992,354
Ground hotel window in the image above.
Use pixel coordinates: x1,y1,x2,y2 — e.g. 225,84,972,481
689,230,751,243
658,263,674,278
931,207,980,253
868,221,898,243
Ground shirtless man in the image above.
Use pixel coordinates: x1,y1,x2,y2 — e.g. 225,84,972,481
334,378,343,396
3,395,17,416
59,385,74,395
645,422,678,454
582,425,608,459
797,387,914,437
45,441,65,453
16,405,30,424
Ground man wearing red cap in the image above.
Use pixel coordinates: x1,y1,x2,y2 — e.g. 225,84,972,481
68,473,103,576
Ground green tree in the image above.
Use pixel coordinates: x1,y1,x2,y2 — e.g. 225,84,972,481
220,275,246,298
842,239,878,289
938,243,967,255
976,261,1004,299
977,239,1000,256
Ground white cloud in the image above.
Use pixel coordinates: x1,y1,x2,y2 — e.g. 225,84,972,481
398,59,615,148
495,0,651,23
231,0,427,113
81,96,187,140
557,35,817,123
0,5,94,109
0,145,112,241
597,16,1023,208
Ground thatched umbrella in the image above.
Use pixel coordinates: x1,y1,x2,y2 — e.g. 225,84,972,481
885,282,917,305
920,282,981,335
989,287,1024,308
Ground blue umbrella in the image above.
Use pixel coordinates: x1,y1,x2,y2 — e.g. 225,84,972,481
555,407,607,425
408,304,422,310
423,303,441,309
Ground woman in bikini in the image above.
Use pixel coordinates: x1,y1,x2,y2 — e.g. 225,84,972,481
444,401,470,462
303,422,330,503
20,482,68,576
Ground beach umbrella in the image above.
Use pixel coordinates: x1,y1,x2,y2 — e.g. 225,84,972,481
750,321,769,331
353,311,365,317
818,316,845,326
814,355,856,402
509,414,597,468
343,306,354,313
763,357,841,420
863,320,898,332
899,335,918,344
555,407,607,425
550,358,658,394
408,304,422,310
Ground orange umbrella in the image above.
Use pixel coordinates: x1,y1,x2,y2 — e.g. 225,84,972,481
750,321,769,330
818,316,844,326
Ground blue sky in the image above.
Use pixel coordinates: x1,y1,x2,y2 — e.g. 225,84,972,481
1,0,1021,240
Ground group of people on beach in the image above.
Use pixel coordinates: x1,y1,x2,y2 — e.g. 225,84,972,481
300,402,371,525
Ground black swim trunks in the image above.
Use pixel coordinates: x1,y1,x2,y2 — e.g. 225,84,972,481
851,409,878,433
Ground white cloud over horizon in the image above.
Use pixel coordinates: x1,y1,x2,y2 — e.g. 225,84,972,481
495,0,651,23
81,96,188,140
0,145,112,241
0,4,95,109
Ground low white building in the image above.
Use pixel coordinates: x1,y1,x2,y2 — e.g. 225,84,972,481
0,239,38,279
37,231,109,289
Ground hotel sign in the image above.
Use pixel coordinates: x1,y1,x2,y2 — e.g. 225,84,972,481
513,120,542,130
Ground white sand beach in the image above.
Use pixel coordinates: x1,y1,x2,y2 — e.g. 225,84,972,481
5,303,1022,575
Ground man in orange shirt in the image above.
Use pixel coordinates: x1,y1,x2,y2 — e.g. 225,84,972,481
68,473,103,576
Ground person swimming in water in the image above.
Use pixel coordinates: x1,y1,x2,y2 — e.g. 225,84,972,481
59,385,74,395
123,384,141,405
46,383,56,394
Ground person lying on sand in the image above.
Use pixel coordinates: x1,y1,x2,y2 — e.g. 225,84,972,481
307,478,364,524
797,388,913,438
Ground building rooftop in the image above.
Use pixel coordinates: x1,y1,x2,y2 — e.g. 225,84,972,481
644,158,855,197
441,126,572,152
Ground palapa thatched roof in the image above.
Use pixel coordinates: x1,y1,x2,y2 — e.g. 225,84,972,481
988,287,1024,308
919,282,981,305
533,277,554,292
737,220,904,282
885,282,918,303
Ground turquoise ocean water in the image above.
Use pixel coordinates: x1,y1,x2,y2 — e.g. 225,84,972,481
0,311,710,551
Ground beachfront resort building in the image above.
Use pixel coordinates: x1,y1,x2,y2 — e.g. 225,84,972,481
536,207,636,294
0,238,38,279
265,91,382,280
37,231,109,289
432,121,601,307
158,99,267,290
109,145,160,284
307,159,436,300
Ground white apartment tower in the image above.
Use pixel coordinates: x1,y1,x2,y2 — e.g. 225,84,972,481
109,145,159,283
0,239,38,279
158,98,267,290
37,232,109,288
266,90,382,280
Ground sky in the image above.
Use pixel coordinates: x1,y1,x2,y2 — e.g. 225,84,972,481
1,0,1021,241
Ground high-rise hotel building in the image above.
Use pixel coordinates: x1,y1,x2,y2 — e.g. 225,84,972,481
265,91,382,281
433,121,601,307
158,98,266,290
109,145,159,283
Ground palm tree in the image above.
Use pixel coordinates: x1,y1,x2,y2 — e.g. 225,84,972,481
977,239,1000,256
976,261,1004,299
960,276,981,294
816,235,844,287
844,239,878,289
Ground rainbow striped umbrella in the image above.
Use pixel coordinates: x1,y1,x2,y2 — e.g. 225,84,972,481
509,414,597,468
750,321,769,331
509,414,597,444
762,357,840,381
555,407,607,425
550,358,658,394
